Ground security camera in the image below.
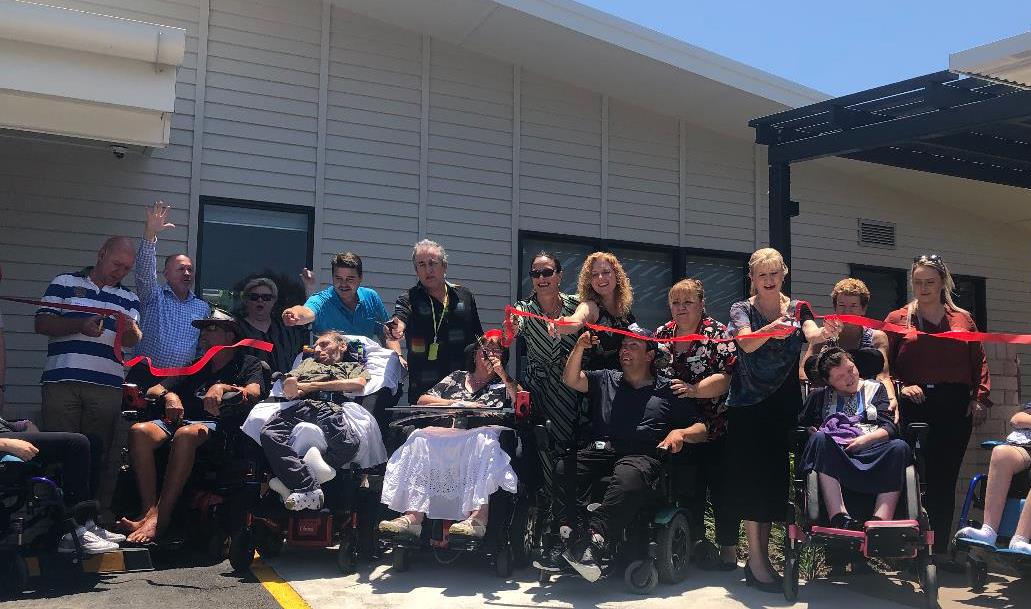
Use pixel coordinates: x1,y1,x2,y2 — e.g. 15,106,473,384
109,145,128,159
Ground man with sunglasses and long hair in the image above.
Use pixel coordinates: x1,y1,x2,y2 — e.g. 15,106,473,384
239,277,307,374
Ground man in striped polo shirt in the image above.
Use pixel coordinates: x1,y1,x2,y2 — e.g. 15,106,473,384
35,236,143,508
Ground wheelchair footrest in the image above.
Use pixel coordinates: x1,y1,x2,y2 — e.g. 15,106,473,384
287,512,334,547
81,547,154,573
863,519,921,558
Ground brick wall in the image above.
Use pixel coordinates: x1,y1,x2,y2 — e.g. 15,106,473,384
956,343,1021,514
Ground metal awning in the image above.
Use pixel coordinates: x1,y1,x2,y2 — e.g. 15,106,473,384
749,70,1031,189
950,31,1031,90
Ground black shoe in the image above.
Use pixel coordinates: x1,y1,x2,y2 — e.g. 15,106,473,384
562,531,603,583
829,512,859,531
743,563,782,593
532,544,566,572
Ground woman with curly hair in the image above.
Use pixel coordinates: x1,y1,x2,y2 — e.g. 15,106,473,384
549,251,635,371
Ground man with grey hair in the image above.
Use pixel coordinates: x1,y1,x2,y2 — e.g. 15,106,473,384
385,240,483,401
239,276,307,373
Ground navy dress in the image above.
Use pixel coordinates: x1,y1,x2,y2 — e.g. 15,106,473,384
799,380,910,495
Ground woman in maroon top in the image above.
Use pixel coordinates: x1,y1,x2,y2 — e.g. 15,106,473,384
885,254,990,558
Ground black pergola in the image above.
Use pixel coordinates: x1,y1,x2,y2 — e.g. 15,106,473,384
749,70,1031,268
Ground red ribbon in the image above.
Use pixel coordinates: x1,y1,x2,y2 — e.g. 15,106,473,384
505,301,1031,345
2,296,273,376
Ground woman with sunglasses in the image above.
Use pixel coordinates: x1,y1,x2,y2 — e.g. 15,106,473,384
508,253,583,544
239,277,307,373
549,252,636,372
885,254,991,562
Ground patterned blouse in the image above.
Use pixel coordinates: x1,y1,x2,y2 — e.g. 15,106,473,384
425,370,509,409
656,317,737,439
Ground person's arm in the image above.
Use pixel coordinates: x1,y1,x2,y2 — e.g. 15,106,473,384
562,331,595,393
0,437,39,461
465,288,484,338
136,202,175,305
691,373,731,399
870,330,898,411
282,305,316,327
416,374,460,406
300,268,317,297
730,302,793,353
1011,410,1031,429
385,290,411,341
553,301,596,336
371,291,405,364
147,380,185,422
846,385,893,453
120,317,143,348
35,314,104,338
658,421,708,453
297,376,367,395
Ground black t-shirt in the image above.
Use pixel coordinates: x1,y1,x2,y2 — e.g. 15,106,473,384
239,317,308,374
585,369,701,448
161,352,266,420
394,282,484,401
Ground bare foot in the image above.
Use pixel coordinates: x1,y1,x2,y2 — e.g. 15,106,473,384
127,515,158,544
115,517,142,533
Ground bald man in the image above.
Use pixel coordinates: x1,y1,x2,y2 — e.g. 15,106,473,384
35,235,142,509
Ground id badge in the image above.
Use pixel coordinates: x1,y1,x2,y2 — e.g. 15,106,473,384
427,341,439,361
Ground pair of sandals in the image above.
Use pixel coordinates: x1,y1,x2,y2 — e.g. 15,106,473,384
380,515,486,539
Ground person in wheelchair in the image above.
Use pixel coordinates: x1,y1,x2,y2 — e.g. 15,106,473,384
120,309,265,543
538,327,707,582
0,416,124,554
955,400,1031,555
258,330,371,511
799,347,911,531
378,335,522,541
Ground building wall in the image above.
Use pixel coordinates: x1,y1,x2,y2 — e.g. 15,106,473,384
1,0,1028,433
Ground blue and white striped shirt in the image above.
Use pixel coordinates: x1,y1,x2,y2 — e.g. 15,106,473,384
37,269,141,388
132,238,209,367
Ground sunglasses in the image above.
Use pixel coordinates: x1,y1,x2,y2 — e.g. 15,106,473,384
913,254,944,265
528,268,557,279
247,293,274,302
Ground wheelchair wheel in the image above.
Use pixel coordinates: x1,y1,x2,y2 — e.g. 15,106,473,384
966,557,988,592
510,502,539,568
229,529,255,572
783,554,800,601
337,537,358,574
905,466,920,521
391,547,410,572
655,512,691,584
918,555,939,609
256,532,284,558
495,545,514,578
1,553,29,596
624,559,658,595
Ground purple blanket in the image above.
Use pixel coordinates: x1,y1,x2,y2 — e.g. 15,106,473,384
819,412,864,445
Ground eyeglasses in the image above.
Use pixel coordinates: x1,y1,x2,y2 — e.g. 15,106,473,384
247,293,274,302
528,268,556,279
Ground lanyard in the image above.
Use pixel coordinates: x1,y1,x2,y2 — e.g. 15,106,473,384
430,286,450,342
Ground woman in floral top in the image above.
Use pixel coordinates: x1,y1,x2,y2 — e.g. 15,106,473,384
656,278,738,570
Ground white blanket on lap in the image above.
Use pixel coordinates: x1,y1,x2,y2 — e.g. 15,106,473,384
241,400,388,469
380,426,518,520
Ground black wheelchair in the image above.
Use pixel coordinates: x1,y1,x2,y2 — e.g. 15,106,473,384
378,401,540,578
535,425,692,595
228,390,384,575
784,381,938,608
954,440,1031,591
113,384,264,559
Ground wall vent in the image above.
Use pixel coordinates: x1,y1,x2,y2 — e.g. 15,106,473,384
858,219,896,249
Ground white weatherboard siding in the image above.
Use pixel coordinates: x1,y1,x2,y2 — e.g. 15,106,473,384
201,0,321,205
0,0,201,421
0,0,1028,420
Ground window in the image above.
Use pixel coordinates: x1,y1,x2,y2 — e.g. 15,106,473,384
849,264,907,322
683,252,748,324
953,275,987,330
607,246,674,330
198,198,314,312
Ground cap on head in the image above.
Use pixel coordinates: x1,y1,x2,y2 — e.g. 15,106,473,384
191,307,243,337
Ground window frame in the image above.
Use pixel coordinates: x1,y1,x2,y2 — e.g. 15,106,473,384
847,263,908,316
196,196,316,292
952,274,988,330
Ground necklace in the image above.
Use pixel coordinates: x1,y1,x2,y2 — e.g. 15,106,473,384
538,296,562,318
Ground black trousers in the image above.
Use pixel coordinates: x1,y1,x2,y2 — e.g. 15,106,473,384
676,436,740,547
899,383,972,553
354,386,402,438
552,448,662,541
0,431,99,504
259,401,360,493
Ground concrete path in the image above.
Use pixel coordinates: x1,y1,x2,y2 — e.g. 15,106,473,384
264,548,1030,609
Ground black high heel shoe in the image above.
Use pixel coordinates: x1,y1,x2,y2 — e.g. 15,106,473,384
743,563,782,593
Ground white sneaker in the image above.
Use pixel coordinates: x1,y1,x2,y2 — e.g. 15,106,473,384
58,527,120,555
284,488,324,511
84,519,126,544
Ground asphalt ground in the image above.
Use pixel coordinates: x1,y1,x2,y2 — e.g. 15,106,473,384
2,548,283,609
